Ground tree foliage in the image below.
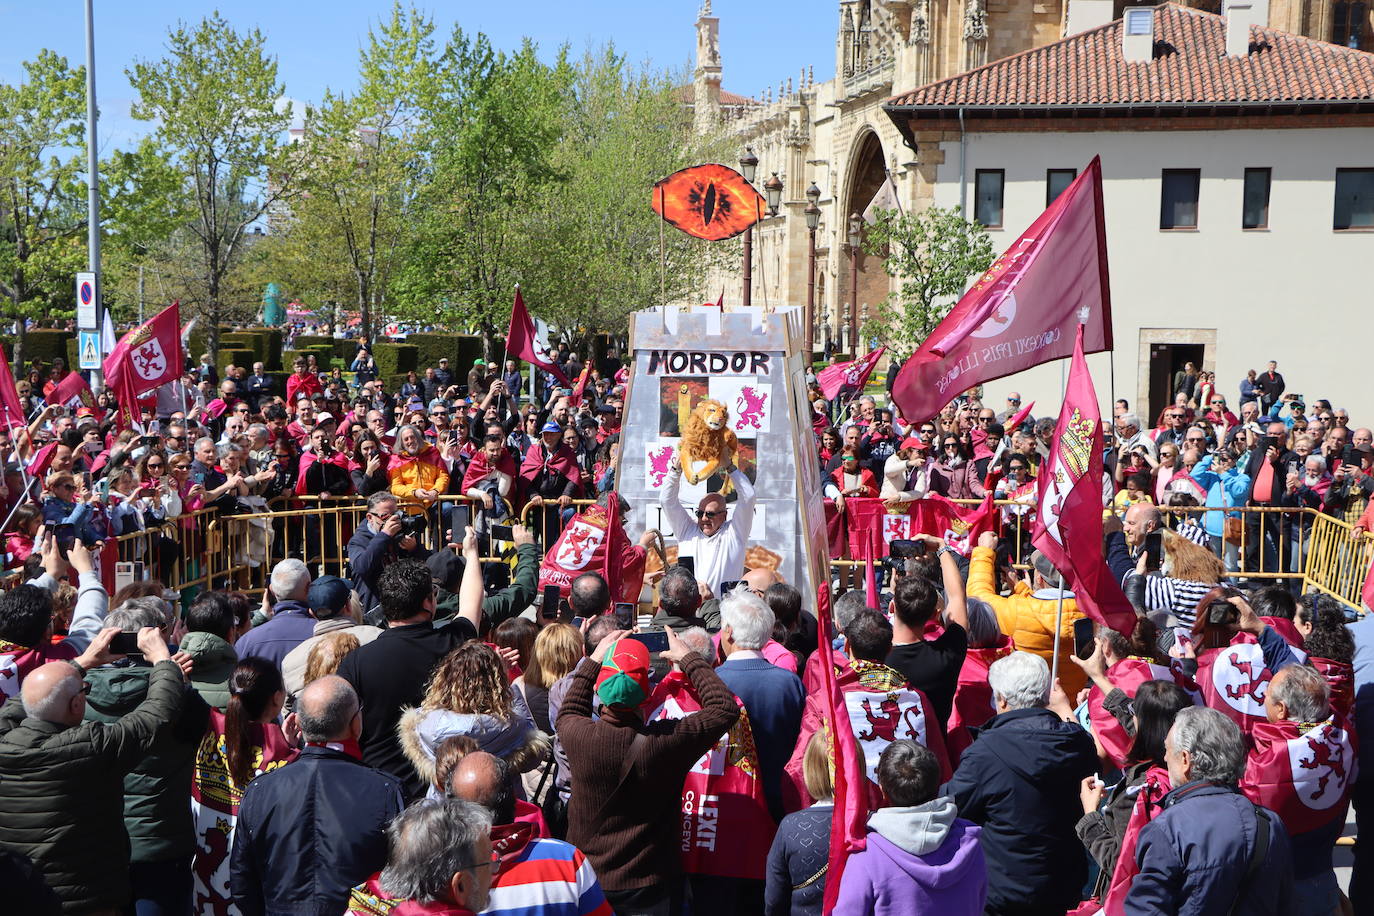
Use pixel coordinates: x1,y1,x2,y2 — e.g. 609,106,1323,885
862,205,995,357
127,12,297,359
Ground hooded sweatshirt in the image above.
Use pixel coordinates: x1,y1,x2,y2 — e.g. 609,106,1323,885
833,797,986,916
178,631,238,710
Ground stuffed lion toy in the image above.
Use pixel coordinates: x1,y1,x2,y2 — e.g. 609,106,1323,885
678,397,740,486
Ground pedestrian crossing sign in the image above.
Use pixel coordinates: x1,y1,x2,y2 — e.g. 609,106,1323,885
79,330,101,370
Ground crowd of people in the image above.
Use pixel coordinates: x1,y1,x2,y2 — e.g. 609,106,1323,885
0,343,1369,916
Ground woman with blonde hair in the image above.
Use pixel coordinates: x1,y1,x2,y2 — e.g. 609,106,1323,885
302,631,361,687
523,623,584,733
398,641,549,793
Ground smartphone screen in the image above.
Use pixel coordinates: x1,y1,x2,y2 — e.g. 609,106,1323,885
718,580,742,596
1143,531,1163,570
110,631,143,656
54,523,76,558
541,585,561,620
635,629,670,654
612,602,636,628
491,524,514,542
1073,617,1096,659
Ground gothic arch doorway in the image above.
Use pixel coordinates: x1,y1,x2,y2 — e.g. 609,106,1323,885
841,130,888,353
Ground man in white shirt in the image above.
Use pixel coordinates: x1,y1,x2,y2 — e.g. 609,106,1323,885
660,456,757,598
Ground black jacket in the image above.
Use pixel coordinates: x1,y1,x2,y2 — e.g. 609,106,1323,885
346,523,430,614
942,706,1097,915
0,660,185,913
336,621,475,799
230,745,404,916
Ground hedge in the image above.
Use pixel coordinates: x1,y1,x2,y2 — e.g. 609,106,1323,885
372,342,418,378
288,334,333,353
9,329,75,369
403,332,482,375
219,349,256,374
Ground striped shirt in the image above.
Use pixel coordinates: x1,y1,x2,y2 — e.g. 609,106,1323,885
1129,573,1216,627
485,838,613,916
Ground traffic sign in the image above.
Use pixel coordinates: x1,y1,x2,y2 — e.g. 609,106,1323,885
76,272,97,330
78,330,101,370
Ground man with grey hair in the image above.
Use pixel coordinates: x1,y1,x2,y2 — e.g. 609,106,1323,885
366,799,494,914
1113,412,1157,462
231,675,404,915
347,490,428,616
234,557,316,668
0,626,185,914
1237,665,1348,911
1128,706,1294,914
942,651,1096,916
84,605,211,913
716,590,804,820
652,565,710,631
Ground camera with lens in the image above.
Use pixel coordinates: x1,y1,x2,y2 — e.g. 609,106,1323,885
397,514,428,540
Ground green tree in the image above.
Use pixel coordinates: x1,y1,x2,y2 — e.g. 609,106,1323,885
127,13,298,361
518,47,727,355
275,3,435,339
0,50,87,365
862,205,995,356
392,28,570,356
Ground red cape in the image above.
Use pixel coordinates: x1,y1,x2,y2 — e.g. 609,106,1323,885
387,445,446,474
461,449,518,493
519,441,582,490
295,449,358,495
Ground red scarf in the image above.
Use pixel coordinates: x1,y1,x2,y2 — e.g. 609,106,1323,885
461,449,518,493
518,441,581,489
306,739,363,760
295,449,358,495
387,445,446,475
1088,657,1198,768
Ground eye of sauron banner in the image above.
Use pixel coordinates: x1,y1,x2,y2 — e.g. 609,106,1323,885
653,164,765,241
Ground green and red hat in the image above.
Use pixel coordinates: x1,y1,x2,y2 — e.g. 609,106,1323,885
595,638,651,708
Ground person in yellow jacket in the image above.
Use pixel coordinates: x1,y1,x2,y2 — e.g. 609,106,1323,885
966,530,1088,696
386,424,450,515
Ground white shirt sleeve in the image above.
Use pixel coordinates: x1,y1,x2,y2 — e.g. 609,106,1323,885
661,465,699,539
729,467,756,543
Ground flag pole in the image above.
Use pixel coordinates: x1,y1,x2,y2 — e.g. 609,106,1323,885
1050,573,1065,688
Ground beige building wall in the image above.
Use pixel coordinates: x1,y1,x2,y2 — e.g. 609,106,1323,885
925,124,1374,421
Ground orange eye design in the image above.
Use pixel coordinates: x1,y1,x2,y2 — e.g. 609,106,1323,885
653,163,765,241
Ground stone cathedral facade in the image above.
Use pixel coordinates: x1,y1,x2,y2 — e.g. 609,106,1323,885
683,0,1371,354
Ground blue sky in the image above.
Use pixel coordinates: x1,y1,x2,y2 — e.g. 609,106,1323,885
1,0,837,154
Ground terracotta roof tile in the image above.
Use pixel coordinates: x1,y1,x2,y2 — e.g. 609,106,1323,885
887,3,1374,110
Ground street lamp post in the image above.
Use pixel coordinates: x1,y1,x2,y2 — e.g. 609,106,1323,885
739,148,758,308
847,212,862,352
804,183,821,359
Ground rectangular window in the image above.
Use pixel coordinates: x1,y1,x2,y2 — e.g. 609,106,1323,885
974,169,1004,228
1160,169,1201,230
1334,168,1374,230
1242,168,1271,229
1046,169,1077,207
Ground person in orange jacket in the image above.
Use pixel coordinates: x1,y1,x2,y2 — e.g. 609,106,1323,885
965,530,1087,696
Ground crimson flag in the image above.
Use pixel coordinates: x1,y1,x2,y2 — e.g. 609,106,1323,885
48,371,104,423
1195,635,1275,738
0,348,24,430
1004,399,1036,433
567,362,593,409
816,581,867,915
817,346,885,402
104,302,182,397
1101,766,1172,916
842,493,996,561
27,442,58,479
537,500,643,604
506,289,569,387
1241,715,1354,836
892,157,1112,422
1087,659,1198,768
1031,325,1134,636
645,674,777,879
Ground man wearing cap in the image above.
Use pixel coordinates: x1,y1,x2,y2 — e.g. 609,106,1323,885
468,360,490,401
521,421,583,543
558,628,739,915
661,454,757,600
281,575,382,700
434,357,453,390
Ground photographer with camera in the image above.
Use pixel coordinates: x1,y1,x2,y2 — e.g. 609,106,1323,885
348,491,431,617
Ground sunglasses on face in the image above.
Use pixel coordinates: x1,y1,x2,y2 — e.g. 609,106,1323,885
695,509,725,519
1167,413,1185,420
147,462,164,469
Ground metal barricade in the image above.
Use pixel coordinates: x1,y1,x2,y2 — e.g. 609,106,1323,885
520,498,596,549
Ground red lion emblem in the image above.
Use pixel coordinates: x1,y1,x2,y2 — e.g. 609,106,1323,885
559,526,594,567
735,386,767,431
1298,730,1348,801
856,697,924,743
194,818,234,916
1224,652,1270,704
